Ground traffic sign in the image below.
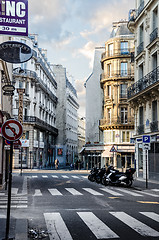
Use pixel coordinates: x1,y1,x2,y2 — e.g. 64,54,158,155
110,145,117,152
142,135,150,143
143,143,150,150
1,119,23,141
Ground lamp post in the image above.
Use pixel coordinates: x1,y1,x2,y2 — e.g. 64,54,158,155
29,151,32,169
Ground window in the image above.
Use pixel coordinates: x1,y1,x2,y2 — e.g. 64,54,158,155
153,7,158,30
122,131,126,142
40,132,44,142
152,100,157,122
121,107,128,123
152,52,157,70
107,85,111,98
34,130,38,141
139,106,144,125
107,64,111,77
120,84,127,98
113,131,115,142
122,131,129,142
108,43,113,56
121,62,127,76
139,23,144,44
139,63,144,79
126,132,130,142
121,42,128,54
107,108,111,123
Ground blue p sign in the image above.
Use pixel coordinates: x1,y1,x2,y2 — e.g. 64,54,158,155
142,135,150,143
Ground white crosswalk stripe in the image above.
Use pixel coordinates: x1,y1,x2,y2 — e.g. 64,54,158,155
116,188,143,196
110,212,159,237
48,189,63,196
33,189,42,196
100,188,123,196
44,213,73,240
12,188,18,195
77,212,119,239
71,176,79,179
138,191,159,197
140,212,159,222
32,175,38,178
83,188,103,196
65,188,83,195
152,189,159,192
43,211,159,239
52,175,58,178
42,175,48,178
0,195,28,209
62,175,69,178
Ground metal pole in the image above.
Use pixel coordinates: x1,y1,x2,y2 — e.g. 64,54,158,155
146,149,148,189
5,141,13,240
20,148,23,176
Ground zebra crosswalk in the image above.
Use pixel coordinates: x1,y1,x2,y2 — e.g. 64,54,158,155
28,175,88,179
43,211,159,239
31,187,159,198
0,195,28,209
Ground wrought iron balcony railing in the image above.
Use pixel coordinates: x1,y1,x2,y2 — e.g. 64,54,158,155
128,2,144,22
14,115,58,135
150,121,159,132
100,70,134,81
99,117,134,126
127,66,159,99
101,48,134,60
150,27,158,43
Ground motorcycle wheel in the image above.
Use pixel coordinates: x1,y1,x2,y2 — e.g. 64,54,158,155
102,177,108,186
126,179,132,187
96,177,101,184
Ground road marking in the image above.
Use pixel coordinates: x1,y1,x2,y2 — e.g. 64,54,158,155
0,193,5,196
62,175,69,178
52,175,58,178
140,212,159,222
44,213,73,240
12,188,18,195
32,176,38,178
137,191,159,197
100,188,123,196
110,212,159,237
137,201,159,204
71,176,79,179
0,214,6,218
116,188,143,196
42,175,48,178
48,189,63,196
152,189,159,192
82,176,88,179
65,188,83,195
77,212,119,239
83,188,103,196
34,189,42,196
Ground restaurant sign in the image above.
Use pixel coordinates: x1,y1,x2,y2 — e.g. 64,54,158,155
0,0,28,36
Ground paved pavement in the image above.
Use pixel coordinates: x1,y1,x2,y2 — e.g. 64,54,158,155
0,169,158,240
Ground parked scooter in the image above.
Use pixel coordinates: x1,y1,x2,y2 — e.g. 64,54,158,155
88,167,99,182
102,166,136,187
95,167,106,183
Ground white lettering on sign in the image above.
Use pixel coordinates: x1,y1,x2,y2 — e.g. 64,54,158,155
5,1,26,18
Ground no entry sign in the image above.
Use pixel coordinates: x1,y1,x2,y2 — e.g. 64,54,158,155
1,119,23,141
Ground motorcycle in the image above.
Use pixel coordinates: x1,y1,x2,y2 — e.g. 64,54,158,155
102,166,136,187
95,167,106,183
88,167,99,182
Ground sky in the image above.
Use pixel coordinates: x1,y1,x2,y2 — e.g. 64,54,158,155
28,0,135,117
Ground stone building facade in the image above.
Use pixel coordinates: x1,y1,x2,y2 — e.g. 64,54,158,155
12,34,58,169
100,20,135,169
128,0,159,180
53,65,79,167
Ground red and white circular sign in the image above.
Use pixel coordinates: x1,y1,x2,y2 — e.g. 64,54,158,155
1,119,23,141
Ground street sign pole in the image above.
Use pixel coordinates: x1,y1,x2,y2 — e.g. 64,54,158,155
5,141,13,240
146,149,148,189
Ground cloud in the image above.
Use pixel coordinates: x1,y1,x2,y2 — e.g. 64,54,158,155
78,41,96,69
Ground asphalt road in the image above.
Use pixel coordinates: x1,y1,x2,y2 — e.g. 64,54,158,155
0,170,159,240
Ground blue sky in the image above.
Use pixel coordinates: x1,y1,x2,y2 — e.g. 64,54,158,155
28,0,135,116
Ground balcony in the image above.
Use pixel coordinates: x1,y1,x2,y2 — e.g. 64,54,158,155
137,42,144,55
137,124,144,135
150,28,158,43
99,117,134,130
22,115,58,135
150,121,159,132
128,2,144,23
101,48,133,61
100,70,134,82
127,66,159,99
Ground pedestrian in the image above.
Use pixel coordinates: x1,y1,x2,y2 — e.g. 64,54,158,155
55,158,59,170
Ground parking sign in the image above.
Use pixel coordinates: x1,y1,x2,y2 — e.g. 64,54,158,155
142,135,150,143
